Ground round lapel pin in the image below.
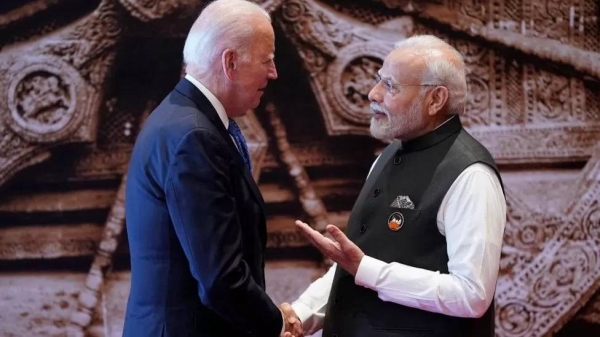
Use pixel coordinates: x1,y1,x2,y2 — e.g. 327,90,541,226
388,212,404,231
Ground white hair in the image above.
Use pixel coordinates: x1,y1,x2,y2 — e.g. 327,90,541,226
183,0,271,76
394,35,468,116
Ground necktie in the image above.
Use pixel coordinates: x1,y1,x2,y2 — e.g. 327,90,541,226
228,118,252,173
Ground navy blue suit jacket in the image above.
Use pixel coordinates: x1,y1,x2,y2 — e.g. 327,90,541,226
123,78,283,337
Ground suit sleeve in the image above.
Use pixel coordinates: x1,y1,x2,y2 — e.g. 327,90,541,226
164,128,283,337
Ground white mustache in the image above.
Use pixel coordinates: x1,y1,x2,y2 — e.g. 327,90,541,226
370,102,388,115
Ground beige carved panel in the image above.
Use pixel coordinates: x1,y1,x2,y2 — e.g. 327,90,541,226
0,0,599,336
0,0,123,186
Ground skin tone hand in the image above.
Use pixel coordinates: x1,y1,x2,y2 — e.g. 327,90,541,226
294,220,365,276
280,302,303,337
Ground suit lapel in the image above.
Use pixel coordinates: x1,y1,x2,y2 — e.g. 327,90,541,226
174,78,267,214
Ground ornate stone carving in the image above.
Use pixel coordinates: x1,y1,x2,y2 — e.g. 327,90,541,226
324,45,387,126
254,0,286,13
377,0,600,80
0,0,122,186
266,102,330,232
278,0,412,135
69,176,127,335
68,109,151,335
280,0,355,59
470,124,600,163
42,1,122,86
342,56,381,111
499,191,562,278
0,224,102,260
118,0,195,21
117,0,283,23
376,0,427,13
2,56,92,143
455,38,492,126
526,68,571,122
497,301,534,335
495,144,600,336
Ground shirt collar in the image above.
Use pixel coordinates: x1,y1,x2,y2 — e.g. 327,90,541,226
185,73,229,129
401,115,462,153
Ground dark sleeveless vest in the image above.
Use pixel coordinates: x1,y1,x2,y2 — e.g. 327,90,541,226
322,116,502,337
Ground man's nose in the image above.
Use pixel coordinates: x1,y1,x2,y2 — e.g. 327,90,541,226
268,62,278,80
368,83,383,102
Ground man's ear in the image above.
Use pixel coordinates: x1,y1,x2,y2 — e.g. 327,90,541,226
221,49,237,81
428,86,449,116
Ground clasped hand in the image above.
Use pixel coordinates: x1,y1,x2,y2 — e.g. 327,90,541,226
280,302,303,337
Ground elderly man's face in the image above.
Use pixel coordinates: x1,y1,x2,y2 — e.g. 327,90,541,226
367,50,428,141
232,18,278,114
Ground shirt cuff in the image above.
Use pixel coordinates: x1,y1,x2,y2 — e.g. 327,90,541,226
291,301,312,331
355,255,387,289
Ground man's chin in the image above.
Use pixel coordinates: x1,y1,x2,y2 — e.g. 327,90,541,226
369,123,394,142
243,100,260,113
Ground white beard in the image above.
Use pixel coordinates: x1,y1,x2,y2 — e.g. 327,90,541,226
369,100,424,141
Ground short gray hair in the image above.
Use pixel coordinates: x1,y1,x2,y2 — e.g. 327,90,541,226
183,0,271,75
394,35,467,116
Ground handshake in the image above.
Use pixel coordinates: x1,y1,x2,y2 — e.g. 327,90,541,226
279,302,304,337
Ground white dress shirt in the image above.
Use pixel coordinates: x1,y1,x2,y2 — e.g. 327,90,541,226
185,74,244,153
185,74,229,129
291,158,506,335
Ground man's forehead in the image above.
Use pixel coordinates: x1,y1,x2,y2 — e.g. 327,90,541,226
380,50,425,80
250,31,275,53
377,70,397,82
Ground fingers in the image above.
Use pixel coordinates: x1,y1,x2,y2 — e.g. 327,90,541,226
279,302,303,337
295,220,343,258
294,220,315,234
280,302,294,317
295,221,327,246
326,224,351,247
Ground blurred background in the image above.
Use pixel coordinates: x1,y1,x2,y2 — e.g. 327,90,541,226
0,0,599,336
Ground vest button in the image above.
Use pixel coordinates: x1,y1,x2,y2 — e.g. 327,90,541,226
393,156,402,165
360,224,367,233
333,334,339,337
334,296,340,304
373,188,380,197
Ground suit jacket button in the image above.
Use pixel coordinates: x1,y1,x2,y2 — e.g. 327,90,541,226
360,224,367,233
334,296,340,304
333,334,339,337
373,188,380,197
393,156,402,165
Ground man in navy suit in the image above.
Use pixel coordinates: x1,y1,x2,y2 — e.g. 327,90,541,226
123,1,302,336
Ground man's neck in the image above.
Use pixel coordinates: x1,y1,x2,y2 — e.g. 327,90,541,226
433,115,456,131
194,75,243,117
395,114,456,142
185,73,230,127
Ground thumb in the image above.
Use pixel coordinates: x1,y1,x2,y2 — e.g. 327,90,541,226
279,302,296,323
